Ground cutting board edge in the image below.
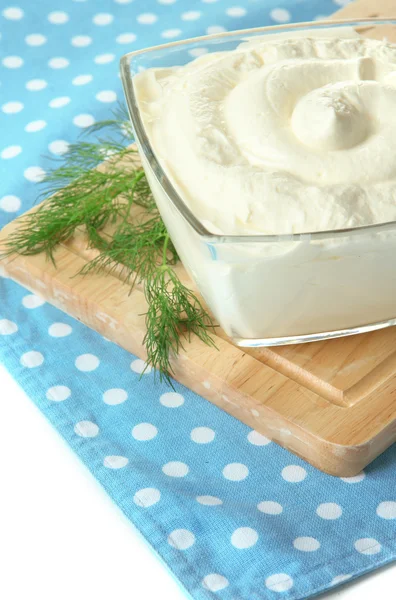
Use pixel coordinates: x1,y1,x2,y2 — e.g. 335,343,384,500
1,234,396,477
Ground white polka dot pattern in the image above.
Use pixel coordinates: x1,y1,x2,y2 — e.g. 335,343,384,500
316,503,342,520
1,146,22,159
265,573,294,592
3,7,24,19
49,97,71,108
160,392,184,407
72,74,93,86
226,7,247,17
20,351,44,368
2,56,24,68
130,359,152,374
22,294,45,309
0,319,18,335
293,537,320,552
2,102,24,114
71,35,92,47
247,430,271,446
96,90,117,103
354,538,382,555
132,422,158,441
75,353,100,371
190,427,215,444
162,461,189,477
281,465,307,483
0,3,393,598
25,120,47,133
48,323,72,337
161,29,181,39
48,57,70,69
206,25,227,34
93,13,114,26
103,455,129,469
137,13,158,25
25,34,47,46
116,33,137,44
46,386,71,402
168,529,195,550
0,195,21,212
103,388,128,405
26,79,47,91
24,166,46,181
222,463,249,481
257,501,283,515
377,501,396,519
74,420,99,437
341,472,366,483
270,7,291,22
48,140,70,155
231,527,258,549
133,487,161,507
202,574,229,592
48,11,69,24
189,48,209,58
94,53,115,64
73,114,95,127
196,495,223,506
182,11,201,20
331,574,352,585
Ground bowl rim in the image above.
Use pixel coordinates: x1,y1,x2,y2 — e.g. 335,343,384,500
120,17,396,243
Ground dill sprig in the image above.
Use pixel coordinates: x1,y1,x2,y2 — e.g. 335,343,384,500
3,145,148,263
2,106,216,382
144,245,217,378
81,214,178,286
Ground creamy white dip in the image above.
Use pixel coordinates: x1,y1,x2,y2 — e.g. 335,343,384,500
135,34,396,235
132,29,396,341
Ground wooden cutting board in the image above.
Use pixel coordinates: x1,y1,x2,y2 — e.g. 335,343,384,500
1,0,396,477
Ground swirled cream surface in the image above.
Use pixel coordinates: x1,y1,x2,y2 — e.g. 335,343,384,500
134,34,396,235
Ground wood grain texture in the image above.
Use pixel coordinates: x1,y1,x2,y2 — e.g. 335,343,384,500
1,0,396,477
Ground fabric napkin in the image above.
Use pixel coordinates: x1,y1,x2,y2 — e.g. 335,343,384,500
1,1,396,598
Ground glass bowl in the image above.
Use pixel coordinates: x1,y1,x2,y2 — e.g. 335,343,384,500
120,19,396,347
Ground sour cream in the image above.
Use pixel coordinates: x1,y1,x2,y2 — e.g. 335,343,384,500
135,35,396,235
132,29,396,342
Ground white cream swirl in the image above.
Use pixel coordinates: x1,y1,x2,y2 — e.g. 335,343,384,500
135,36,396,235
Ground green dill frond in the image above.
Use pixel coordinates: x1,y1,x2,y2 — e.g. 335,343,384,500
81,215,178,287
1,105,216,382
143,265,217,384
3,162,148,262
3,182,122,263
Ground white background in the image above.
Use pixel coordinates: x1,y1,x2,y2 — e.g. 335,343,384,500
1,364,394,600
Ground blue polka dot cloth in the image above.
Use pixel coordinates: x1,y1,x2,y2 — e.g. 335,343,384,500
1,1,396,598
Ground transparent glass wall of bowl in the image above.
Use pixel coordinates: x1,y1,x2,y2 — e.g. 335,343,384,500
139,153,396,343
121,20,396,346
